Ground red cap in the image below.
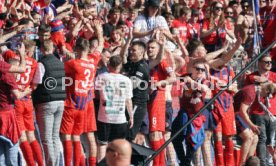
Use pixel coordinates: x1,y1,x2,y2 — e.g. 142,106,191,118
2,50,19,62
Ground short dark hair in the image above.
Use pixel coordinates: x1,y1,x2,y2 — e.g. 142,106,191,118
19,18,33,26
109,56,122,69
41,39,53,53
245,156,260,166
259,54,271,62
109,7,121,15
180,6,191,16
229,0,239,7
132,41,146,51
75,38,90,52
187,39,204,55
31,11,40,17
39,24,51,33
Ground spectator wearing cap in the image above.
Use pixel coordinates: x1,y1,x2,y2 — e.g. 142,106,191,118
133,0,170,43
50,19,66,49
50,19,73,59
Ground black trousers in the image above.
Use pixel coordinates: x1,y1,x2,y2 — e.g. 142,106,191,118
127,102,147,141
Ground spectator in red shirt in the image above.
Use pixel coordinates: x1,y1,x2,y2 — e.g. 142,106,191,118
234,84,259,166
244,55,276,166
171,7,191,44
201,1,228,52
188,9,201,41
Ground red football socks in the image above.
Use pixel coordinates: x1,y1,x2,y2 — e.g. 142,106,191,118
159,139,165,166
73,141,82,166
63,140,73,166
80,155,86,166
20,141,35,166
225,139,234,166
88,157,97,166
214,141,224,166
150,140,160,166
30,140,44,166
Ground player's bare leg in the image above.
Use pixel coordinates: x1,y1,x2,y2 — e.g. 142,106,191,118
202,130,213,166
239,129,254,166
86,132,97,166
97,143,107,162
164,131,176,166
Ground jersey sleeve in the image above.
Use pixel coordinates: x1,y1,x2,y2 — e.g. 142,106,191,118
88,51,102,65
64,60,75,77
244,73,256,85
269,72,276,83
0,61,11,73
241,90,255,105
2,73,18,90
160,60,173,76
156,16,169,29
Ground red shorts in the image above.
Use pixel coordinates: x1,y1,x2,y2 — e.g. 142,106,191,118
148,90,166,132
60,107,85,135
214,104,236,136
83,100,97,133
14,98,35,131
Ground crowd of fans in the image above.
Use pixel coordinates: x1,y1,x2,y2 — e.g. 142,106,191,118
1,0,276,165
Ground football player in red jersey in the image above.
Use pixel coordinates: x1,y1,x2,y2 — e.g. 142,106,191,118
147,38,176,166
83,20,104,166
60,37,97,166
13,40,43,166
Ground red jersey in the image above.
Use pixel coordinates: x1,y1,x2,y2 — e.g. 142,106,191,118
171,19,189,43
210,66,235,113
150,59,173,91
234,84,256,112
64,51,101,110
16,57,37,91
188,22,201,40
245,71,276,115
64,59,97,110
202,19,229,45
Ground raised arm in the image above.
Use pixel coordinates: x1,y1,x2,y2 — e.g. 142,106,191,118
204,42,229,61
175,35,189,62
201,20,224,38
120,28,133,64
9,43,26,73
208,37,242,69
94,20,104,53
149,35,166,69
